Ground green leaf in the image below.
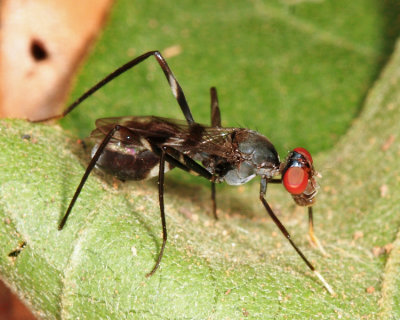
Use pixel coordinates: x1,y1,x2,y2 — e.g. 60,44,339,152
2,1,400,319
1,39,400,318
61,0,400,156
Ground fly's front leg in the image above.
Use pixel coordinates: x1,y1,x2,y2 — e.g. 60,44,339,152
32,51,195,125
259,178,334,295
308,207,328,256
268,178,281,184
269,178,327,255
210,87,221,220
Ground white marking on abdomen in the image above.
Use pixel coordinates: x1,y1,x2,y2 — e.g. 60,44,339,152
148,162,173,178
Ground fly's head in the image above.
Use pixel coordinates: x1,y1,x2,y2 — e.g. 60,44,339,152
281,147,318,206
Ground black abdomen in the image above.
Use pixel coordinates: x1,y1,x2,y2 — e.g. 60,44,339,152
93,144,166,181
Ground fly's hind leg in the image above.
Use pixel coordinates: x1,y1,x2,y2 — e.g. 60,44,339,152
58,125,123,229
32,51,196,125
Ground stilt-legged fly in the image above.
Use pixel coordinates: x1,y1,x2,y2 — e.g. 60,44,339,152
33,51,334,295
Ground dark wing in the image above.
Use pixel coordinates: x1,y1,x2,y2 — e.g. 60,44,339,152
164,126,237,160
90,116,183,146
91,116,239,160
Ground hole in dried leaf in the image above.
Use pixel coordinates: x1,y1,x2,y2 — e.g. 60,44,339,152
30,39,48,61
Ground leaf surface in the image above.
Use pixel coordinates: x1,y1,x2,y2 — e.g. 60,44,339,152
2,1,400,319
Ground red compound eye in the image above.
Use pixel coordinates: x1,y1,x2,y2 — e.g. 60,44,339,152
293,147,313,164
283,167,309,195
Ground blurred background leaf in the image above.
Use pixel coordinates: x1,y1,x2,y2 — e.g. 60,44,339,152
62,0,400,156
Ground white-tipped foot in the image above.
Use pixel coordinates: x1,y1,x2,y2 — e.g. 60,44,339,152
314,270,335,296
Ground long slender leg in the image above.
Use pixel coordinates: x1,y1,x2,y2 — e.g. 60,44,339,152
269,178,327,255
210,87,221,127
58,125,122,229
268,178,282,184
210,87,221,220
145,144,219,276
146,143,215,276
146,148,167,277
144,144,222,274
162,146,213,181
32,51,195,125
211,183,218,220
146,143,213,181
259,178,334,295
308,207,327,256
